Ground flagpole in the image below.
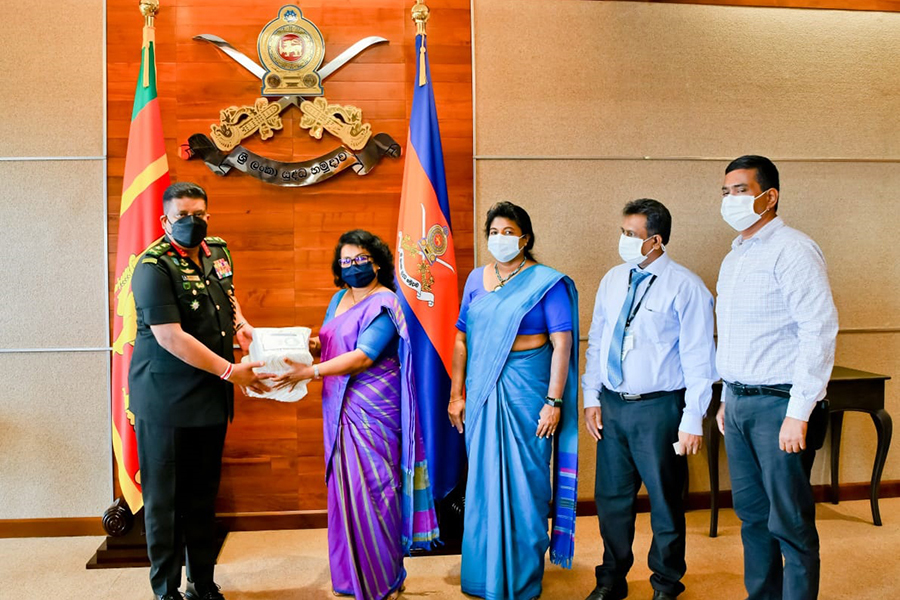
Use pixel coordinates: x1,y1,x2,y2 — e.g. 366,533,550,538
140,1,160,87
91,0,171,570
412,0,429,86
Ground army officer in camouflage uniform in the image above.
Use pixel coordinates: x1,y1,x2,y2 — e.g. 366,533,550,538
130,181,269,600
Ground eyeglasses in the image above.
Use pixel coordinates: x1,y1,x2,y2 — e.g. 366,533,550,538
339,254,372,268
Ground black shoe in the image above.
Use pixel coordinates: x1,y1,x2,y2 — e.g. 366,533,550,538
652,591,677,600
157,594,183,600
585,585,627,600
184,582,225,600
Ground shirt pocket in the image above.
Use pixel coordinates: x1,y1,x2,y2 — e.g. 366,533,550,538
636,297,678,346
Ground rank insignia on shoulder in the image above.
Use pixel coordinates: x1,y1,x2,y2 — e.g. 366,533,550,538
142,257,158,265
146,241,172,257
205,236,227,246
213,258,233,279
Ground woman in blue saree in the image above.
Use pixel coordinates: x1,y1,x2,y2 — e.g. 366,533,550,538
448,202,580,600
270,230,439,600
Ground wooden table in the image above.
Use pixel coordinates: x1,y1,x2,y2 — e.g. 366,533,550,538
705,366,892,537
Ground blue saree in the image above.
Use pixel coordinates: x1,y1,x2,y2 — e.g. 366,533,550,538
460,264,579,600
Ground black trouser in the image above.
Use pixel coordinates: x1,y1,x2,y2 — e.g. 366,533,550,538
594,389,687,597
136,419,227,596
724,389,820,600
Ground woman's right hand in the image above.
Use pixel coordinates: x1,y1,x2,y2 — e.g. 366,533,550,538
448,394,466,434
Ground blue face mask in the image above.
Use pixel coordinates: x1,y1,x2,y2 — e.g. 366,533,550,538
342,263,377,288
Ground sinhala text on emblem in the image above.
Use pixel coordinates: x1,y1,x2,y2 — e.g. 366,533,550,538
258,5,325,97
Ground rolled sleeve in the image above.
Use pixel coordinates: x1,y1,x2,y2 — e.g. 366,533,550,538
132,260,181,325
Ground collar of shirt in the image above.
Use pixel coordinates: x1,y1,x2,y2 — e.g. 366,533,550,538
166,235,212,259
731,216,785,250
634,251,671,278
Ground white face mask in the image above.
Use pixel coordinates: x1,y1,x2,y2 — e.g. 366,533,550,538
721,190,771,232
618,234,658,265
488,233,524,263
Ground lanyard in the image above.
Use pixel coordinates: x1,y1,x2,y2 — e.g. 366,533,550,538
624,271,657,331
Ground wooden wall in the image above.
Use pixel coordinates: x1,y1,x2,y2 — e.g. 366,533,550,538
107,0,473,515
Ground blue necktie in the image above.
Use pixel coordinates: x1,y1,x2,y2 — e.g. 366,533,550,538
607,270,651,388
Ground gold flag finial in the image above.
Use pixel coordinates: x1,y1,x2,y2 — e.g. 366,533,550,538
139,0,159,27
411,0,429,36
412,1,430,86
139,0,160,88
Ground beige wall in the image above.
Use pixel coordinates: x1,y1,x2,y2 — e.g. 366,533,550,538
472,0,900,499
0,1,110,518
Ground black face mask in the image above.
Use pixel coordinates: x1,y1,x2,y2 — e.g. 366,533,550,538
167,215,208,248
342,263,377,288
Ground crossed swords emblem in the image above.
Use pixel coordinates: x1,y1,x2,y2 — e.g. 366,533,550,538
183,34,401,187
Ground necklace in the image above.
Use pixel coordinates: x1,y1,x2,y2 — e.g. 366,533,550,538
493,256,527,291
349,285,378,306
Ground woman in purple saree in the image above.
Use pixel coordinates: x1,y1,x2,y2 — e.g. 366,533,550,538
272,230,439,600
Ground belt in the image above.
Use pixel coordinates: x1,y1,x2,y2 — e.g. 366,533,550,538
726,382,792,398
603,388,685,402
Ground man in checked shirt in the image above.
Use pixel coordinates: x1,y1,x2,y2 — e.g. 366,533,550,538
715,155,838,600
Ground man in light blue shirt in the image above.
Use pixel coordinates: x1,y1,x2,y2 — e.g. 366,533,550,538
716,155,837,600
582,199,717,600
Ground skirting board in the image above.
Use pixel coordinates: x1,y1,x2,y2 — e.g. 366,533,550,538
2,481,897,538
0,517,105,538
575,480,900,517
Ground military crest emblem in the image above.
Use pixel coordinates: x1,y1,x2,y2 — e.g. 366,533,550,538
181,4,401,187
258,6,324,96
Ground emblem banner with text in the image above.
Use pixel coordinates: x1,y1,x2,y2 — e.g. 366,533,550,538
395,32,465,500
110,22,170,513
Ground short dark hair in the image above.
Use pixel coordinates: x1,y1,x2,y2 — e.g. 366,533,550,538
725,155,780,192
484,201,536,261
623,198,672,245
162,181,208,212
726,154,780,211
331,229,396,291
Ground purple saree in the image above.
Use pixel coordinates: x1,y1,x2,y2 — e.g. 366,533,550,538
320,291,439,600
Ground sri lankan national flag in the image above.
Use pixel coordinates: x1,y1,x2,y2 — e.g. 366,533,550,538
110,22,170,513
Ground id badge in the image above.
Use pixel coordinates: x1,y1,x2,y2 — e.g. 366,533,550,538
621,333,634,360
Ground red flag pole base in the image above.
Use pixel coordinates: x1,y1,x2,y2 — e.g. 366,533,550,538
85,498,227,570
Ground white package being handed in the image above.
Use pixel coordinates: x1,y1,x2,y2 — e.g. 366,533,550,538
241,327,313,402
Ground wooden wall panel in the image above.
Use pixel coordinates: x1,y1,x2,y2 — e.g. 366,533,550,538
107,0,473,513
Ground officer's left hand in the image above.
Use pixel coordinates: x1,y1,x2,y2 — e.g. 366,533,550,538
236,323,254,355
230,360,270,394
779,417,807,453
678,430,702,455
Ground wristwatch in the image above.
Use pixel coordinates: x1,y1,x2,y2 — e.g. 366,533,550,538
313,364,321,380
544,396,563,408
